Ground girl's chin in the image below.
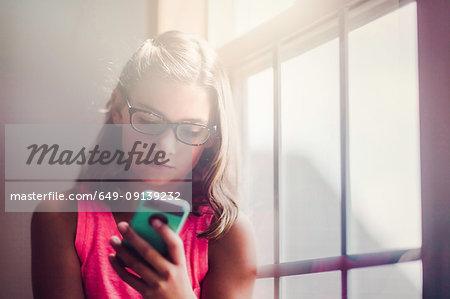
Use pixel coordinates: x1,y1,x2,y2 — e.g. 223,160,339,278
131,180,186,194
127,167,178,182
129,165,192,180
129,165,175,176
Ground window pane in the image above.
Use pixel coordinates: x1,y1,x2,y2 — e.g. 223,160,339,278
281,271,341,299
349,261,422,299
244,68,274,265
280,38,341,262
253,278,274,299
348,3,421,254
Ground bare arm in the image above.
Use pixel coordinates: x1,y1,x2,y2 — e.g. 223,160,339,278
31,201,85,298
200,212,258,299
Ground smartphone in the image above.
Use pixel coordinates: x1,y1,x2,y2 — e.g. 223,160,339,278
123,191,191,259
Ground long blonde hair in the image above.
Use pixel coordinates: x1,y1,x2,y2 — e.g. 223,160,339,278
93,31,241,240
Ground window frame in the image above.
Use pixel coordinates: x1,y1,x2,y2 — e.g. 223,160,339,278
215,0,422,298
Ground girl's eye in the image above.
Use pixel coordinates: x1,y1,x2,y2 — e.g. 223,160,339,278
134,112,162,124
183,125,201,133
179,125,207,138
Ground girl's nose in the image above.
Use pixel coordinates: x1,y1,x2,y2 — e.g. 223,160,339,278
155,126,177,155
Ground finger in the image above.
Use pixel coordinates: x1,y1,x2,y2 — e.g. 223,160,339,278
109,253,147,294
110,235,160,284
117,222,171,277
150,218,185,266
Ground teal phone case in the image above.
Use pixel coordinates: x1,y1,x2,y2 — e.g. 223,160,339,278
124,191,191,259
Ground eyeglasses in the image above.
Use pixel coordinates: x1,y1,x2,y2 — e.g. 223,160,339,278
124,96,217,146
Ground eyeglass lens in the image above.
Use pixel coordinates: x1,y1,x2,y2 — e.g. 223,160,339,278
131,111,211,145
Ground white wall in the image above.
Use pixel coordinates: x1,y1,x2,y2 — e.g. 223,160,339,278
0,1,152,297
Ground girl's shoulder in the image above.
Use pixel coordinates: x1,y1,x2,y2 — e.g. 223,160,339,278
31,190,78,239
32,188,78,212
201,211,257,296
31,191,85,298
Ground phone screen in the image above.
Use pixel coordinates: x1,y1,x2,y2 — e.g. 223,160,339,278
123,192,191,259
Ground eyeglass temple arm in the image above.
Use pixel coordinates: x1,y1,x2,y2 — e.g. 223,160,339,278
124,96,132,108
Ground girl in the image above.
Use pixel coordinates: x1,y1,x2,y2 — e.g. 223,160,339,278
31,30,257,299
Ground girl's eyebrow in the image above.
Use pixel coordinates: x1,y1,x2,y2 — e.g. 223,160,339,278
135,101,209,124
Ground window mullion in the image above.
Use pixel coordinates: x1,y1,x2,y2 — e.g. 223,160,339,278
256,248,421,278
273,42,282,299
339,6,350,299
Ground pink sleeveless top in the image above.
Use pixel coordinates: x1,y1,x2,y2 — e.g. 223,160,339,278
75,200,214,298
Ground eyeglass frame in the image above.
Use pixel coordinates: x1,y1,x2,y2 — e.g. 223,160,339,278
124,96,217,146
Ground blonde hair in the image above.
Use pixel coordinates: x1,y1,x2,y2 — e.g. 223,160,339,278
100,31,241,240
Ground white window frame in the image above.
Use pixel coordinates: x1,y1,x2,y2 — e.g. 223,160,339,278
214,0,421,298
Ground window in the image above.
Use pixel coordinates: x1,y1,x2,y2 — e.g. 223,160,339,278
212,0,422,298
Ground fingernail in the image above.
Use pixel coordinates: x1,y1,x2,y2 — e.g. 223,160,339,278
118,222,129,234
152,218,163,228
110,235,121,246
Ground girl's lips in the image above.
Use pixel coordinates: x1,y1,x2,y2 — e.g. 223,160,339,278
150,163,174,168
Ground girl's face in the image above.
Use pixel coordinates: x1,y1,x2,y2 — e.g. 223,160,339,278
113,76,213,188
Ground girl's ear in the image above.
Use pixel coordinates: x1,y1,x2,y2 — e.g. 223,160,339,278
111,88,125,125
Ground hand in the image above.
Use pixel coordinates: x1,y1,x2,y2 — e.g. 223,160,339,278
109,220,196,299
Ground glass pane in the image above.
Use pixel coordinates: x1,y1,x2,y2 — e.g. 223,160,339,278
348,3,421,254
280,38,341,262
349,261,422,299
281,271,341,299
253,278,274,299
244,68,274,265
